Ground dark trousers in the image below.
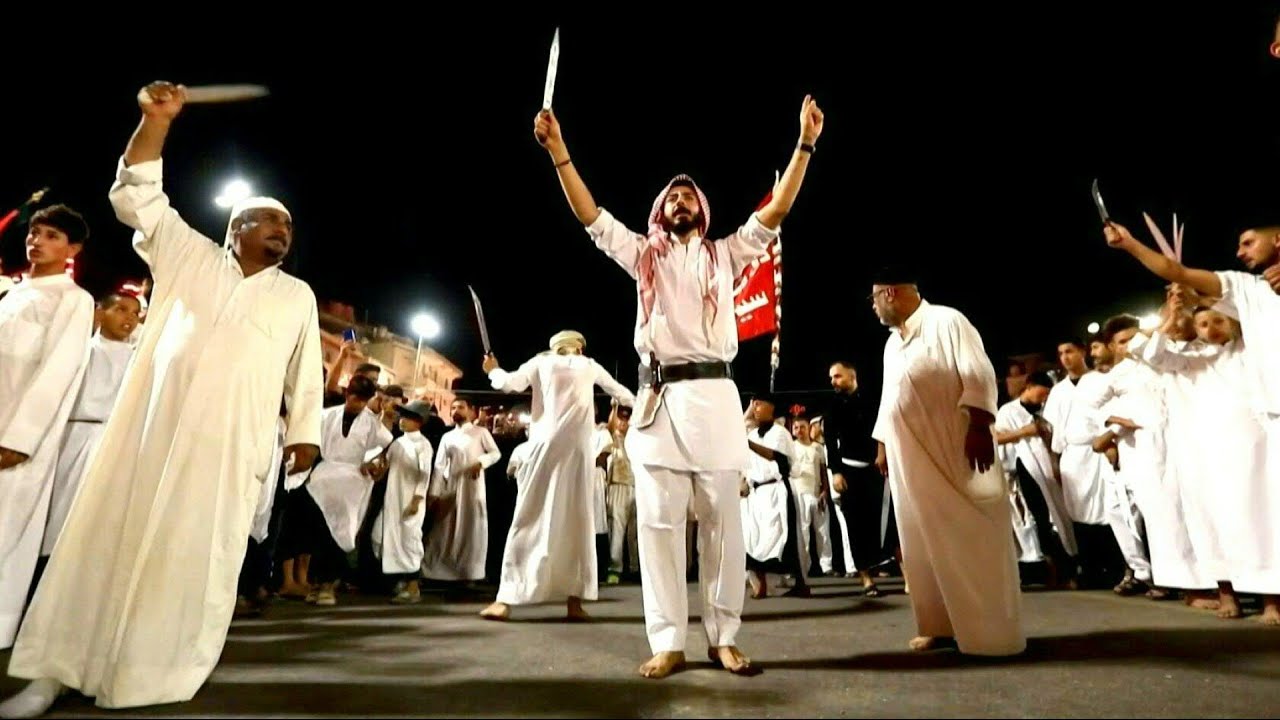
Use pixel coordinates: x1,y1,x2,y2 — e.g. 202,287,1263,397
840,464,889,572
239,538,272,597
1074,521,1126,589
1015,461,1077,579
293,490,348,584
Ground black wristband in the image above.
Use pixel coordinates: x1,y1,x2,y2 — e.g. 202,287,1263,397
554,157,572,169
798,142,815,154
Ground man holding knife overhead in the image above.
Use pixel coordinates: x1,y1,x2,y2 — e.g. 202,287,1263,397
531,27,825,678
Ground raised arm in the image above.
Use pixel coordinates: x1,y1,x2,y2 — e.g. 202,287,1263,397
1105,222,1222,298
534,109,601,227
485,354,537,394
756,96,825,230
110,82,212,280
592,361,636,407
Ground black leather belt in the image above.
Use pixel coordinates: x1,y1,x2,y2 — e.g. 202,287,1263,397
638,358,732,387
69,419,104,424
751,478,780,489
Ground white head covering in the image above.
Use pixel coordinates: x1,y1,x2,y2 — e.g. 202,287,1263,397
549,330,586,354
224,196,291,249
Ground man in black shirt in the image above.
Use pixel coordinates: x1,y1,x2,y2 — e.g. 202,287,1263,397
824,361,890,596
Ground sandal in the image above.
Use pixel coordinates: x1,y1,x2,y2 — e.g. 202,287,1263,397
863,584,883,598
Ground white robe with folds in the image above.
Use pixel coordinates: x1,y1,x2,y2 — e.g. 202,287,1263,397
1212,271,1280,590
1135,334,1276,593
41,334,136,556
0,274,94,648
372,430,433,574
9,158,323,709
422,423,501,581
872,300,1024,656
995,400,1078,556
305,406,393,552
591,426,613,535
740,423,795,564
1087,356,1196,589
1042,374,1109,525
489,353,634,604
250,418,287,544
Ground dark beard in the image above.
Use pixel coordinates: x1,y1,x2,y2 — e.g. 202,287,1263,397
664,211,701,235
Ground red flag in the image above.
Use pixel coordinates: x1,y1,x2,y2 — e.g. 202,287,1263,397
734,177,782,343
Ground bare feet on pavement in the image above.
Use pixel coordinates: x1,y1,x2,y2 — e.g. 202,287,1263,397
638,651,686,679
479,601,510,621
708,645,759,676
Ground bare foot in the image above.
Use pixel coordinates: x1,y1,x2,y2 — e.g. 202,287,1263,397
708,645,759,676
1184,590,1220,611
277,583,309,599
1259,597,1280,626
638,651,686,679
748,571,767,599
566,597,591,622
909,636,940,651
479,601,510,621
1216,593,1242,620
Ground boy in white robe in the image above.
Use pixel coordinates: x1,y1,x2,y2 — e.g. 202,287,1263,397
40,292,139,562
298,375,393,606
1106,220,1280,624
789,414,832,579
2,82,323,718
372,400,434,605
0,205,94,649
994,371,1079,588
478,330,635,621
1133,301,1279,621
869,268,1024,656
741,395,806,599
422,397,501,583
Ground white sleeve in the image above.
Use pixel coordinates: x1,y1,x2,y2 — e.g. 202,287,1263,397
585,209,646,280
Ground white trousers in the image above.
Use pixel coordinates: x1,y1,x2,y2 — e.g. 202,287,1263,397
634,464,745,654
606,483,638,574
1105,474,1151,582
794,491,833,576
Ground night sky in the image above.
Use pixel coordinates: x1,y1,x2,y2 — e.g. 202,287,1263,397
3,8,1278,402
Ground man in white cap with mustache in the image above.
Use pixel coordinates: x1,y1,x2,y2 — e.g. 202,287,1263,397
479,330,634,622
1,81,323,717
533,95,824,679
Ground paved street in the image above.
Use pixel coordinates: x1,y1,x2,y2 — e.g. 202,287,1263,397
3,577,1278,718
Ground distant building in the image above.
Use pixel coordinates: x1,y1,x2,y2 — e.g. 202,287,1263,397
318,300,462,415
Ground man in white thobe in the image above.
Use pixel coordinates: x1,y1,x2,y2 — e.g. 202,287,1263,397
302,375,393,606
1107,220,1280,624
0,205,94,649
994,371,1079,587
422,398,501,583
605,405,640,584
478,330,635,621
2,82,322,717
1041,339,1122,589
533,95,824,677
40,293,141,560
869,269,1024,656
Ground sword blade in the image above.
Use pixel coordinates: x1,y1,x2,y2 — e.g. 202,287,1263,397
1090,178,1111,224
468,285,492,354
542,28,560,110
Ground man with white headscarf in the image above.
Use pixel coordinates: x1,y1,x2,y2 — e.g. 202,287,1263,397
478,330,634,621
533,95,824,678
1,81,323,718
